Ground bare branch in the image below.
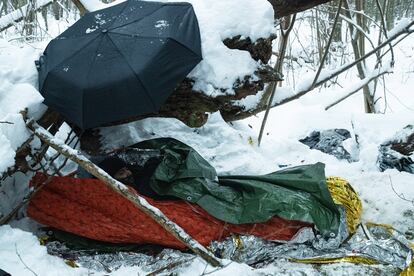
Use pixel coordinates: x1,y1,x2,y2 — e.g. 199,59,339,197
339,14,376,50
258,13,296,146
389,175,414,206
375,0,395,65
311,0,343,89
325,69,391,110
15,244,38,276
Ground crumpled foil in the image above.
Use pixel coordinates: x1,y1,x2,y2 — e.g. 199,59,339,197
326,176,362,234
210,223,413,270
46,241,194,274
44,222,412,273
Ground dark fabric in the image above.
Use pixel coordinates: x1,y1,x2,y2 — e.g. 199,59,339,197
300,129,354,161
37,0,202,129
0,269,10,276
46,228,161,253
80,149,172,200
131,138,341,236
377,125,414,173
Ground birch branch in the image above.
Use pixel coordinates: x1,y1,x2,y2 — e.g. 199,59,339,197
325,69,391,110
26,120,222,268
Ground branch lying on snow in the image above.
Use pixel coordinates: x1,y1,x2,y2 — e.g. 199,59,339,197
0,0,53,32
389,175,414,207
26,120,222,268
325,67,392,110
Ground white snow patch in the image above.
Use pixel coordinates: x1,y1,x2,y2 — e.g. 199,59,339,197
0,39,46,175
155,20,169,29
0,225,89,276
388,17,413,37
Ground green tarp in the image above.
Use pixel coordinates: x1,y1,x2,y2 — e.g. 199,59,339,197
132,138,341,236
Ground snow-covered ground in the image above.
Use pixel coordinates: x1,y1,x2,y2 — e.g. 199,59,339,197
0,1,413,275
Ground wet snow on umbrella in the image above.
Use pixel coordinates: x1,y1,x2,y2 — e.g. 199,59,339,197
37,0,202,129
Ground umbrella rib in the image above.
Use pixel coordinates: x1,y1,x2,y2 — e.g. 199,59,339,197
108,4,165,31
47,34,101,73
169,37,202,59
81,34,106,126
85,34,107,90
106,0,130,30
107,31,169,40
106,34,158,110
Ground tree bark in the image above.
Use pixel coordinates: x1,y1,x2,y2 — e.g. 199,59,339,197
268,0,332,18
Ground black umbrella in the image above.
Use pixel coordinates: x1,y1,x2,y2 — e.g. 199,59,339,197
37,0,202,129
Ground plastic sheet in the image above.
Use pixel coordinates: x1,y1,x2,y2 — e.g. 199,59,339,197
299,129,355,161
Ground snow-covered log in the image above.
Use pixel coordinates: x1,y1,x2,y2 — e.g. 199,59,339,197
268,0,331,18
74,0,334,19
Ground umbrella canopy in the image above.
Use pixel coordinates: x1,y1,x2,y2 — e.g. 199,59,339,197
37,0,202,129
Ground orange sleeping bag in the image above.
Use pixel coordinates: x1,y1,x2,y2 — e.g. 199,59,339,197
28,173,312,249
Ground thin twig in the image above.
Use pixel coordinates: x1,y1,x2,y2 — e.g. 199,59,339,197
15,244,39,276
200,261,233,276
311,0,343,89
258,13,296,146
389,175,414,206
325,70,391,110
339,14,376,50
375,0,395,65
146,257,196,276
0,172,55,225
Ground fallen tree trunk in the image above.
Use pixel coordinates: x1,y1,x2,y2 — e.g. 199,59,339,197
269,0,332,18
0,0,335,33
27,120,223,268
73,0,334,19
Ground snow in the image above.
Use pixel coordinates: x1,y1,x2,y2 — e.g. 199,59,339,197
0,225,89,276
388,17,414,38
0,39,46,175
0,0,53,30
82,0,275,95
0,3,414,276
